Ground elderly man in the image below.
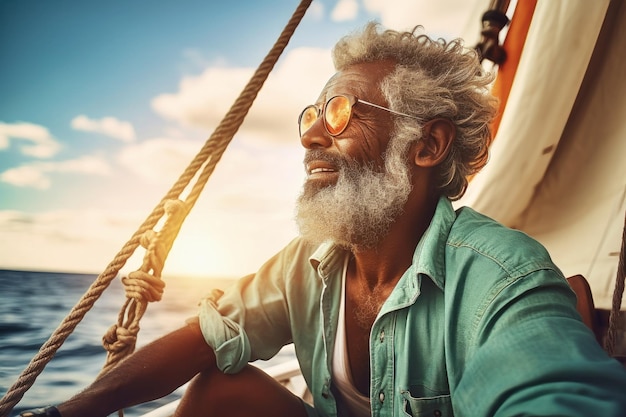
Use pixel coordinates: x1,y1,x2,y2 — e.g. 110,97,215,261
26,23,626,417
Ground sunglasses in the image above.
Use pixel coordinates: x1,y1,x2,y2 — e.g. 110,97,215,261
298,94,419,137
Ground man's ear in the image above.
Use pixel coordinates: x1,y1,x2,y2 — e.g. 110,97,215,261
413,118,455,168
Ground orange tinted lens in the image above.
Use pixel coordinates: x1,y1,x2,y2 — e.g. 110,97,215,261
325,96,351,135
299,106,319,135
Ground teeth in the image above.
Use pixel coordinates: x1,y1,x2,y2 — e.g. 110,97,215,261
311,168,334,174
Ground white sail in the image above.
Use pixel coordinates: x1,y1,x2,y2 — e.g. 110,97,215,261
458,0,626,311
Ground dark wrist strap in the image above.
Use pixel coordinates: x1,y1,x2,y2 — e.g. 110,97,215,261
20,406,62,417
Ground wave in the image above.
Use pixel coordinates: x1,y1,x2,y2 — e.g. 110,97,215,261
0,269,237,416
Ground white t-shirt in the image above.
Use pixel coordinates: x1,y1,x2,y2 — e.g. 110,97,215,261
331,256,371,417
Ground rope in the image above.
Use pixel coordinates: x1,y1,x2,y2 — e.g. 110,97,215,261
101,200,185,375
0,1,312,415
604,209,626,356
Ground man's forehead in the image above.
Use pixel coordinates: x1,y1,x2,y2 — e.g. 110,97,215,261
318,63,390,101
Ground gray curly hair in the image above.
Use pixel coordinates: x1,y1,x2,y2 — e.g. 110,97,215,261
332,22,498,200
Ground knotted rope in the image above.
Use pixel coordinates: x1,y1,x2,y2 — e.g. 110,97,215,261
0,1,312,415
101,200,185,371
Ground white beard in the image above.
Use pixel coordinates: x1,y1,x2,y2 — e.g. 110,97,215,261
295,141,412,250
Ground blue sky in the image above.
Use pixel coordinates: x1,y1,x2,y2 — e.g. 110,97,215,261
0,0,488,277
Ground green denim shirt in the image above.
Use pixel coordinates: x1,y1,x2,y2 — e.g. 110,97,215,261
199,197,626,417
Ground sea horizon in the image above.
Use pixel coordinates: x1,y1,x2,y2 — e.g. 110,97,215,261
0,266,242,282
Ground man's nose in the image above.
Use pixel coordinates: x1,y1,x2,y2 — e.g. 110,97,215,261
300,119,332,149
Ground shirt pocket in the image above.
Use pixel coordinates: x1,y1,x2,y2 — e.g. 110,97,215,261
400,391,453,417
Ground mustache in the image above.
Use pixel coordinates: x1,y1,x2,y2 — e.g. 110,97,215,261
303,149,365,172
303,149,345,167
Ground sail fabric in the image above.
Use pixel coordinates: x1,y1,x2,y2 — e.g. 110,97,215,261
516,0,626,310
458,0,626,310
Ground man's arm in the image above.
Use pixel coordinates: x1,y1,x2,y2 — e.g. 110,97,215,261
451,270,626,416
58,318,215,417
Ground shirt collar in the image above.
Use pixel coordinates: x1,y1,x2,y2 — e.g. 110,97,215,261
309,241,347,283
410,196,456,291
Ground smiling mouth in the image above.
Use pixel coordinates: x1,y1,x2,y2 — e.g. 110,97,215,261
305,165,339,189
304,150,343,180
306,162,339,181
310,167,335,175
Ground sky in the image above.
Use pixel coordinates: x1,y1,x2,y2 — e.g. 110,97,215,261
0,0,491,278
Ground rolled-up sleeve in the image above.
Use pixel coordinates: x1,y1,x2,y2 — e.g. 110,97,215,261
198,295,252,373
197,238,305,374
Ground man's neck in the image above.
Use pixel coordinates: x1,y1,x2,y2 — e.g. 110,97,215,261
350,193,438,289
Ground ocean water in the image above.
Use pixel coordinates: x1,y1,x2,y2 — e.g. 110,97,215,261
0,269,294,416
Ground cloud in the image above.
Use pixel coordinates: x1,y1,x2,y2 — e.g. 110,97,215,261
117,137,202,184
0,165,51,189
151,67,250,131
306,1,325,20
0,155,112,189
71,115,136,142
0,137,305,276
0,208,146,274
0,209,136,242
0,197,300,276
149,0,485,144
331,0,359,22
362,0,484,42
151,46,334,144
0,121,61,158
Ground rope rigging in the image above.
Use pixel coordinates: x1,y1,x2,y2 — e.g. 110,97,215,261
0,1,313,415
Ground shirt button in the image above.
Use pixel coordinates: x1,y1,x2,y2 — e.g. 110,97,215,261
379,329,385,342
379,391,385,403
434,410,442,417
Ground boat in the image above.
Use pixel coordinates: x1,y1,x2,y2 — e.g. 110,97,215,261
1,0,624,415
